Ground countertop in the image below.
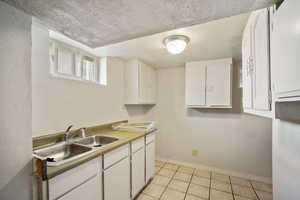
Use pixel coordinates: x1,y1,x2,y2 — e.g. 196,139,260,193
46,130,146,179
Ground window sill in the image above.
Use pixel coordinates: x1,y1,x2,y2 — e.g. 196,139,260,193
49,73,107,87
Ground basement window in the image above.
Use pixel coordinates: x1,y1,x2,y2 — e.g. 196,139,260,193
49,40,107,86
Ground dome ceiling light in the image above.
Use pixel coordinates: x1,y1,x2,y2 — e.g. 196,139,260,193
163,35,190,54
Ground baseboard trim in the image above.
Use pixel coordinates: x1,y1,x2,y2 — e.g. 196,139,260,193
156,156,272,184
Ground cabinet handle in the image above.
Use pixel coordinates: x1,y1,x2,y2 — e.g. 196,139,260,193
249,57,254,74
246,58,251,76
246,57,254,76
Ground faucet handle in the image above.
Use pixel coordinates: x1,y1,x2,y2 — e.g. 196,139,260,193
79,127,87,137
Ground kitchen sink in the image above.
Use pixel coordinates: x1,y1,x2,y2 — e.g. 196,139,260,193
75,135,119,148
33,143,92,166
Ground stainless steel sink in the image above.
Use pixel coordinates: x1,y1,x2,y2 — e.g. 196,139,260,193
33,143,92,166
75,135,119,148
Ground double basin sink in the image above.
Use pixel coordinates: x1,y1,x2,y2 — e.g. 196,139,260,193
33,135,119,166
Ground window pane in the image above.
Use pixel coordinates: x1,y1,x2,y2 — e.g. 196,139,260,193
74,53,82,77
82,58,96,82
57,47,74,75
99,58,107,85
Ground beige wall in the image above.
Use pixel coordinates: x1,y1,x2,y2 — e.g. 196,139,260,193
146,60,273,179
31,23,146,136
0,2,32,199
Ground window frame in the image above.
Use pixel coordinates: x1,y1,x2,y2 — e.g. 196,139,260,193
49,39,107,86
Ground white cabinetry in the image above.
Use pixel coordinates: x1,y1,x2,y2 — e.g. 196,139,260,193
253,9,271,110
47,132,157,200
131,137,145,198
185,62,206,106
104,144,130,200
272,0,300,101
242,19,254,109
185,58,232,108
146,133,155,183
58,174,102,200
206,61,232,107
242,8,272,117
49,157,102,200
124,59,157,105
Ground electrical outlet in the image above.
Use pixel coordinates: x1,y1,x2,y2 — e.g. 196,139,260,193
192,149,198,156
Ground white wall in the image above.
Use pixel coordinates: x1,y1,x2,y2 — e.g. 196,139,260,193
31,23,146,136
146,60,273,180
0,2,32,199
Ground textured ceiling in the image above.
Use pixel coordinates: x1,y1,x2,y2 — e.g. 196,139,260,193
93,13,250,68
49,13,250,68
3,0,277,47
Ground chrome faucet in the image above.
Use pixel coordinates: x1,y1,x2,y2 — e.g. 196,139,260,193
65,125,74,144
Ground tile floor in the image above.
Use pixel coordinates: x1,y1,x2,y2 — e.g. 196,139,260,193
136,160,273,200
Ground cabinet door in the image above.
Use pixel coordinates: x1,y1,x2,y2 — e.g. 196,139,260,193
146,142,155,183
253,9,271,110
139,62,151,103
132,147,146,198
58,174,102,200
139,62,147,103
242,22,254,109
206,61,232,107
185,62,206,106
272,0,300,98
148,67,157,103
104,157,130,200
124,60,139,104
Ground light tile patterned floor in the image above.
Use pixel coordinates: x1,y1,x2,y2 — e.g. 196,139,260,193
136,160,273,200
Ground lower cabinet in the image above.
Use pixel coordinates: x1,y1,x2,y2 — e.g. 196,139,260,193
47,132,156,200
48,157,102,200
104,145,131,200
58,174,102,200
131,139,146,198
146,133,155,183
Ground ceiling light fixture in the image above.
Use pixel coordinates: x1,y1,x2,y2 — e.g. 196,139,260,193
163,35,190,54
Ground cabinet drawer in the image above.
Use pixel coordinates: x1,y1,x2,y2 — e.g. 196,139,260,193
104,144,129,169
49,157,100,200
57,174,102,200
131,137,145,153
146,132,155,144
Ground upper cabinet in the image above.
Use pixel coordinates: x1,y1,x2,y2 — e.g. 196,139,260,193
124,59,157,105
242,8,272,118
185,61,206,106
185,58,232,108
272,0,300,101
253,9,271,110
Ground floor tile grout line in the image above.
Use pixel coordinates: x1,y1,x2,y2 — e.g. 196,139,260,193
209,185,235,195
155,160,165,174
158,163,180,199
229,176,235,200
250,181,261,200
209,171,212,200
142,161,166,199
183,168,195,200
